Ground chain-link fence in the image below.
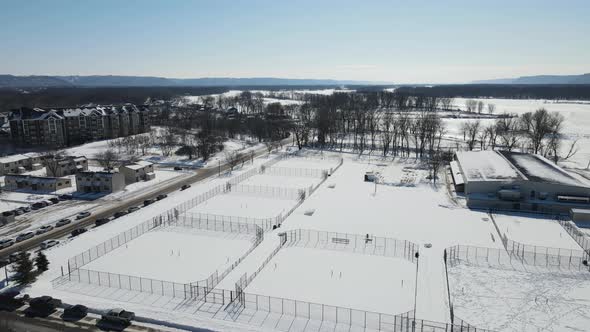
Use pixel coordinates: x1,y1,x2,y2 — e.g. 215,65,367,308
282,229,419,263
228,183,307,200
262,166,328,178
559,219,590,258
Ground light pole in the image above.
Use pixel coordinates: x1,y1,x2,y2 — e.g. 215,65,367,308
218,160,221,176
413,251,420,331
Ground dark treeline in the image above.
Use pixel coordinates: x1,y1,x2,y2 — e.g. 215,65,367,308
396,84,590,100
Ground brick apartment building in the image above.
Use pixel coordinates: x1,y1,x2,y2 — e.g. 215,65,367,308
9,104,150,148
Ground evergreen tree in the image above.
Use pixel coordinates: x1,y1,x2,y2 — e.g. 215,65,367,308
35,252,49,272
12,252,36,286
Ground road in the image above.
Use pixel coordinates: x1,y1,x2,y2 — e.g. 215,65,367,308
0,137,292,258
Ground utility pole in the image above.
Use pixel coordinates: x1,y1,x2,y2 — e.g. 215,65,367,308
413,251,420,332
218,160,221,176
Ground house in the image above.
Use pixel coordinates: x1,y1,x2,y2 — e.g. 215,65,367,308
4,174,72,192
119,161,155,184
75,171,126,194
46,156,88,177
452,150,590,213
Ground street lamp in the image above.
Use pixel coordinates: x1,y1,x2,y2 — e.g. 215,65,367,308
413,251,420,331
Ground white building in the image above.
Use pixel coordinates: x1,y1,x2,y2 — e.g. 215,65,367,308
0,153,43,175
4,174,72,192
452,150,590,213
119,161,155,184
75,171,126,194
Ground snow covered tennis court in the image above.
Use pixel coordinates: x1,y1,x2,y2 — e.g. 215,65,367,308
493,213,581,250
187,193,297,219
84,226,253,284
240,173,320,189
246,246,416,315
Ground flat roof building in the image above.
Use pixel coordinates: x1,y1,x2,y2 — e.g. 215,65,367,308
452,150,590,213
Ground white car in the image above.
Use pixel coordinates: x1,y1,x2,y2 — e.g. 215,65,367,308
0,238,15,249
15,231,35,242
36,225,54,235
40,239,59,250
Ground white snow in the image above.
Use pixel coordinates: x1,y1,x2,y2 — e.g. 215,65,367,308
84,227,253,284
455,150,522,181
187,194,296,219
246,246,415,315
240,174,320,189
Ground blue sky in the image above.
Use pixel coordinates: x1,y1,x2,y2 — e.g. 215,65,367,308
1,0,588,83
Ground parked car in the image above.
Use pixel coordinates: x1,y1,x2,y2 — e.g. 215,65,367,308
143,199,155,206
59,194,73,200
127,206,140,213
181,184,191,191
101,308,135,325
48,197,60,204
0,290,24,312
113,211,128,218
156,194,168,200
62,304,88,321
20,206,31,213
173,166,183,171
26,296,61,317
13,209,24,216
31,202,46,210
43,200,54,206
15,232,35,242
95,218,110,227
55,218,71,227
36,225,54,235
76,211,91,220
0,238,15,249
40,239,59,249
71,228,87,237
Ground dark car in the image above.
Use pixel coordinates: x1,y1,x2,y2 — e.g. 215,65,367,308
13,209,24,216
173,166,183,171
71,228,87,237
76,211,91,220
59,194,73,200
55,218,71,227
127,206,140,213
0,291,24,312
20,206,31,213
156,194,168,201
31,202,46,210
62,304,88,321
181,184,191,191
48,197,60,204
113,211,128,218
95,218,110,227
143,199,155,206
26,296,61,317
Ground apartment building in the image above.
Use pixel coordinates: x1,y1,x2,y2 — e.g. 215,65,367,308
4,174,72,192
119,161,155,184
45,156,89,177
9,104,151,148
0,153,43,176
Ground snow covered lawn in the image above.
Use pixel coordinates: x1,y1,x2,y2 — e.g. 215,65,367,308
246,246,416,315
272,157,340,170
84,226,253,284
449,263,590,332
493,213,581,250
240,174,320,189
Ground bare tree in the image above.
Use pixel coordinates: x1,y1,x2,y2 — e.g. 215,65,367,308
465,120,481,151
224,150,243,172
487,103,496,114
94,148,120,171
477,101,485,114
42,150,67,177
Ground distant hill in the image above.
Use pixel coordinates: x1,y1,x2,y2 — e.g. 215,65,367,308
473,73,590,85
0,75,385,88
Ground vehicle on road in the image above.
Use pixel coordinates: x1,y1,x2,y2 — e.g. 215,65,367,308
36,225,54,235
31,202,46,210
43,200,54,206
101,308,135,325
181,184,191,190
59,194,73,200
156,194,168,200
143,198,155,206
76,211,91,220
113,211,128,218
0,238,15,249
174,166,183,170
20,206,31,213
127,206,140,213
55,218,71,227
48,197,60,204
71,228,87,237
40,239,59,249
13,209,24,216
62,304,88,321
95,218,110,227
15,232,35,242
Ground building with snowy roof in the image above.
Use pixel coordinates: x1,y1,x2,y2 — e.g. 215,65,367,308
4,174,72,192
119,160,155,184
452,150,590,213
75,171,125,194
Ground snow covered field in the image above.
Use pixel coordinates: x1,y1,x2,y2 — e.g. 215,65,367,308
246,246,415,315
240,174,320,189
84,226,253,284
449,263,590,332
493,213,580,250
187,194,296,219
